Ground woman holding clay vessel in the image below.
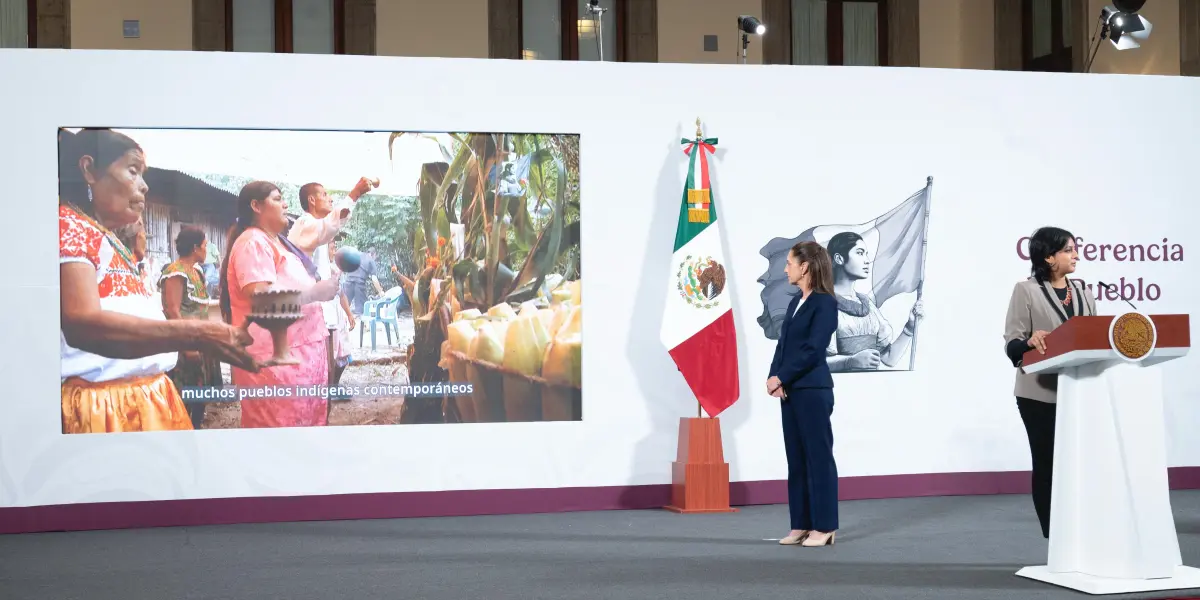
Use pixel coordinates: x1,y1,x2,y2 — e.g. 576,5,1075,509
219,181,342,428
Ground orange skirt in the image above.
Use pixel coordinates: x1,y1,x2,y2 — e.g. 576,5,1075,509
61,372,194,434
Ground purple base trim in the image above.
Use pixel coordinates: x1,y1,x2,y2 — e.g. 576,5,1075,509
4,467,1200,535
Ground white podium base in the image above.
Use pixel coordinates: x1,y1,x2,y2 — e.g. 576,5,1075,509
1047,361,1183,579
1016,565,1200,595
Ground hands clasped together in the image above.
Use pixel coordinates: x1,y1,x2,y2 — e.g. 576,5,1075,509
766,376,785,398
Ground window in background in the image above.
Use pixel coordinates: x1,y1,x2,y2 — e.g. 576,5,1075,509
0,0,30,48
792,0,886,67
292,0,335,55
1024,0,1073,72
523,0,561,60
232,0,276,52
841,1,878,66
792,0,827,65
228,0,343,54
522,0,626,61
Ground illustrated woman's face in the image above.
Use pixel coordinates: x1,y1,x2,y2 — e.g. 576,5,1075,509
253,189,289,235
82,149,149,229
1046,237,1078,276
836,240,871,280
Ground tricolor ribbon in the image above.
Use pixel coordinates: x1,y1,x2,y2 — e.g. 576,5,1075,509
682,137,718,192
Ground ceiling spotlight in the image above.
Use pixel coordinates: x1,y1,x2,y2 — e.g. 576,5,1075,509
738,15,765,36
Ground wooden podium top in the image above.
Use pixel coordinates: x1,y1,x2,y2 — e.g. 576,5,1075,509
1022,313,1190,374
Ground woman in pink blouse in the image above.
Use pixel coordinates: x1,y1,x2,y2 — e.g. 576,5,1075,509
219,181,341,428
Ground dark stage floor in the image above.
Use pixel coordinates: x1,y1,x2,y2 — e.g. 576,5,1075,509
3,490,1200,600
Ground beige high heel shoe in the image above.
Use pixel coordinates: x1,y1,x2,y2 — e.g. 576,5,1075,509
779,530,809,545
801,531,835,547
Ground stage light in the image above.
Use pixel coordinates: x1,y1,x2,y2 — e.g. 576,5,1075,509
1103,5,1152,50
736,15,766,64
738,15,766,36
1084,4,1153,72
583,0,609,60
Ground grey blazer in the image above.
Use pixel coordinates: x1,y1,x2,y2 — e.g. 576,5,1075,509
1003,277,1098,403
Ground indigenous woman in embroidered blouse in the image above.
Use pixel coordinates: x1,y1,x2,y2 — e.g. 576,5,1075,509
824,232,923,372
58,128,261,433
220,181,341,428
160,226,221,428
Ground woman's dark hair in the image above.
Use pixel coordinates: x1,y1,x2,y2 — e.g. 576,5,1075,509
790,241,835,295
1029,226,1075,282
175,226,206,257
219,181,281,323
826,231,864,277
218,181,320,323
58,128,142,217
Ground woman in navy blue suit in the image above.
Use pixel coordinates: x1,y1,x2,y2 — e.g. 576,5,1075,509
767,241,840,547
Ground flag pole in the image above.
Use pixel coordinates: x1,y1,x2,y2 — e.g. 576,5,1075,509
908,176,933,371
695,117,704,420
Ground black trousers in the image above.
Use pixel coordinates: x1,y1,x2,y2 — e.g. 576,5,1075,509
781,388,839,532
1017,397,1056,538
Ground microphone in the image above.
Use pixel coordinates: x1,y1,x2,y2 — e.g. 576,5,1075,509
1096,280,1138,311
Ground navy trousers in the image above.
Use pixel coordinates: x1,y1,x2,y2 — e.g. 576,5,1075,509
780,387,838,531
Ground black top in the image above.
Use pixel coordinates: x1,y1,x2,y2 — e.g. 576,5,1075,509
1004,284,1074,368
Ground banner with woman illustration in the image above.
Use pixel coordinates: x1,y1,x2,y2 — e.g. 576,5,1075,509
756,178,932,372
56,127,583,433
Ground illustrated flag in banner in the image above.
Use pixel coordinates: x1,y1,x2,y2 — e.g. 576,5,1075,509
755,177,933,357
660,124,740,418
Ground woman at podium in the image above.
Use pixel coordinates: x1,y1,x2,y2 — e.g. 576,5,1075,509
767,242,840,547
1003,226,1097,538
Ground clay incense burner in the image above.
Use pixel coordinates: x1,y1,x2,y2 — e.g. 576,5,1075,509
243,286,303,366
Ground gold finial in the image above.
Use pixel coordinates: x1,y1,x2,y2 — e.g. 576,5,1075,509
695,118,703,138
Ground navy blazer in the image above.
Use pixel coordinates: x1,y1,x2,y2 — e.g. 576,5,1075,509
769,291,838,390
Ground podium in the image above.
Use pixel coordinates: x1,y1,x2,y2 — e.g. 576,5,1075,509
1014,312,1199,594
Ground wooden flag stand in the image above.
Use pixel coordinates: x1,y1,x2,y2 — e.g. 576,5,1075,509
664,413,738,514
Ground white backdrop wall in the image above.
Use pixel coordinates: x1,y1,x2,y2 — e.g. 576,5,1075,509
1,50,1198,508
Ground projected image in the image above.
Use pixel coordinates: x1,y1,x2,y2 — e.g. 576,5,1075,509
755,178,932,372
57,128,581,433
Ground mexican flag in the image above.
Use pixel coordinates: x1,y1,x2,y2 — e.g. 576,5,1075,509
660,129,740,417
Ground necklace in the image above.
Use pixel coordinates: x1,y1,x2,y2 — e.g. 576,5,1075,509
65,203,139,273
1060,280,1073,307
